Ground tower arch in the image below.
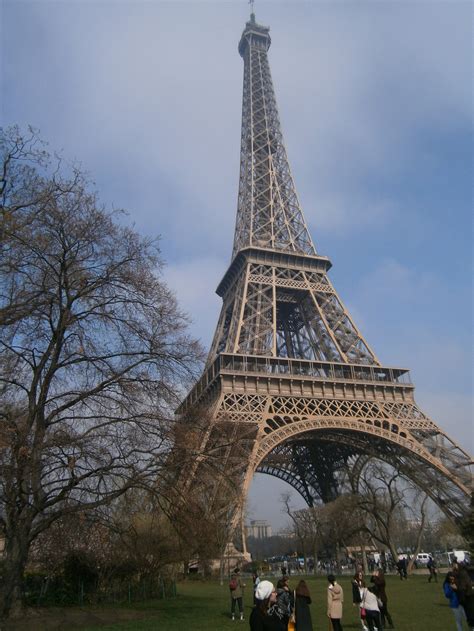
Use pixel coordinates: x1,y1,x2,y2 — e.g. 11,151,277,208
251,418,471,521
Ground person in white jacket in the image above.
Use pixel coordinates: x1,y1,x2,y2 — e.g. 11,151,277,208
327,574,344,631
359,586,382,631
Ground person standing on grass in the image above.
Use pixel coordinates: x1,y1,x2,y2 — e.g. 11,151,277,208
250,580,286,631
359,585,382,631
275,575,293,626
444,571,468,631
294,579,313,631
456,564,474,630
230,567,246,621
327,574,344,631
352,570,368,631
371,568,394,628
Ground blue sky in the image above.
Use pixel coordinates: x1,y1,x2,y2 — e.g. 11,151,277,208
2,0,472,529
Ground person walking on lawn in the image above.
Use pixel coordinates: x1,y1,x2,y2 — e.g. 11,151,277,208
427,556,438,583
230,567,246,621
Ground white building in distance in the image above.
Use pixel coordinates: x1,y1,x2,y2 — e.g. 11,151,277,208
246,519,272,539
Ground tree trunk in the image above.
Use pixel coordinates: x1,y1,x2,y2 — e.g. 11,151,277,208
312,547,318,575
1,527,30,618
361,544,369,575
408,495,429,574
387,541,399,565
219,552,225,586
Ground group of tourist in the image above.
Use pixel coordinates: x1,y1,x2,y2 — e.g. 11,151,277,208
351,568,394,631
245,573,317,631
443,561,474,631
230,566,393,630
229,560,473,630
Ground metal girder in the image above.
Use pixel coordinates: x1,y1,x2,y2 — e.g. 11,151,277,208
233,15,315,258
257,439,355,505
207,258,379,366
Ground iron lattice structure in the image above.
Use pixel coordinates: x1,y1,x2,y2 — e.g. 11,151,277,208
178,14,472,541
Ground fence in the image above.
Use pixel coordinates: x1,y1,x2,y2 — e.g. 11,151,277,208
24,574,177,607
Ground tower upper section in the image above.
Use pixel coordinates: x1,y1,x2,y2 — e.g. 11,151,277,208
232,15,316,259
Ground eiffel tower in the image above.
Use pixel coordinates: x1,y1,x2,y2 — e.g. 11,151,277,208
177,12,472,547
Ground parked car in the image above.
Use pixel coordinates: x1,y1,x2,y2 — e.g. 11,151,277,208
415,553,432,565
448,550,471,564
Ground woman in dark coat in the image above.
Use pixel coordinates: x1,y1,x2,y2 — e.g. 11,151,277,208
250,580,287,631
371,568,394,628
275,576,292,626
294,580,313,631
456,565,474,628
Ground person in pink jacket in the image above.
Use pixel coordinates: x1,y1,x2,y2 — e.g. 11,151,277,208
327,574,344,631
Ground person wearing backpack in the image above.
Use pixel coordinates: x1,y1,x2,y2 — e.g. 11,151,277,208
230,567,246,621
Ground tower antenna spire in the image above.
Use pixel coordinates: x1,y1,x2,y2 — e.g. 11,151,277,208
249,0,255,21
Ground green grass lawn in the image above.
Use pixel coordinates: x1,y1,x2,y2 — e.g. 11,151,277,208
78,574,454,631
6,574,455,630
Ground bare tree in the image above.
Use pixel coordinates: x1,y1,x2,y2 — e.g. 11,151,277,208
405,490,429,572
31,491,186,589
459,493,474,554
350,463,406,561
0,126,203,616
347,459,429,566
101,491,185,582
281,492,312,570
281,493,367,571
435,515,469,552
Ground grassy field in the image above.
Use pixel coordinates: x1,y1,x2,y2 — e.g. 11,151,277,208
5,574,455,630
